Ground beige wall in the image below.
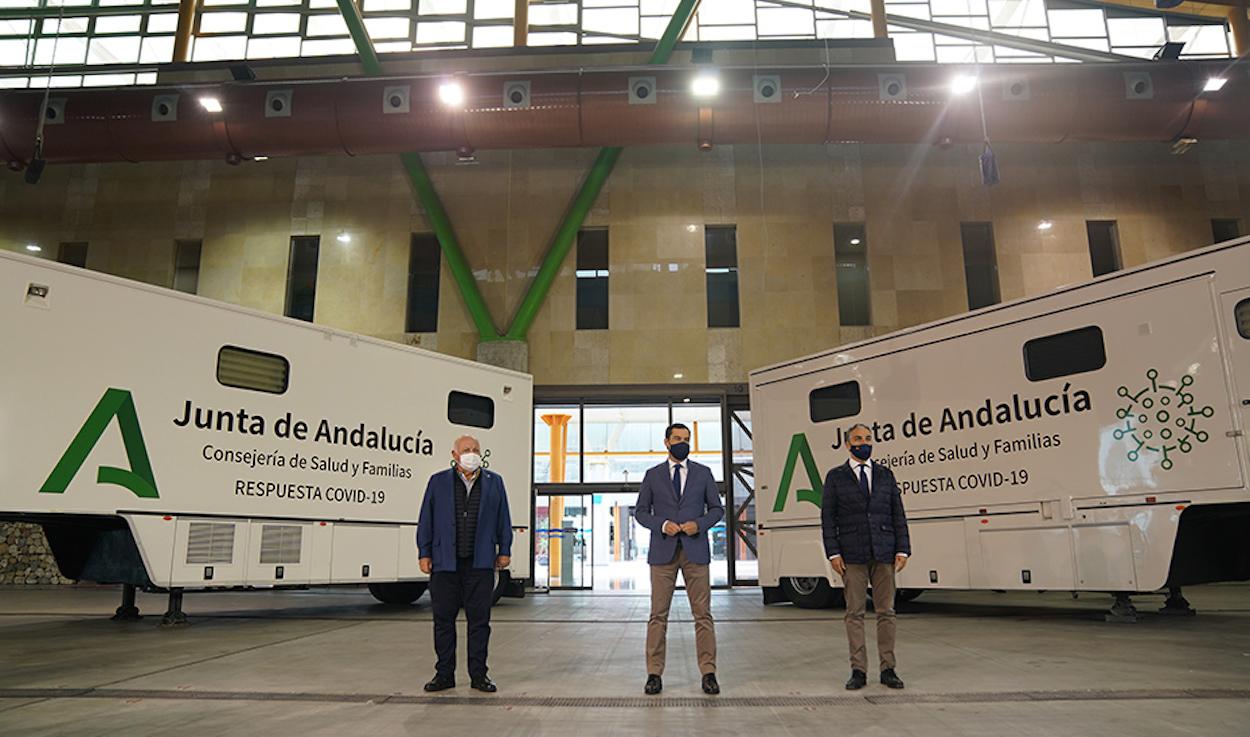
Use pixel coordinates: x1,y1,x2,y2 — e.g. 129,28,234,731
2,141,1247,385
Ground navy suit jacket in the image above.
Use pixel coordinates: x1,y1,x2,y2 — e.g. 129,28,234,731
416,468,513,573
633,460,725,566
821,460,911,565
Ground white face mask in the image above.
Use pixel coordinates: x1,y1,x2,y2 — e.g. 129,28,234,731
458,452,482,473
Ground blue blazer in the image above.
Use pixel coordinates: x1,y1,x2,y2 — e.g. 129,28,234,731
821,461,911,565
416,468,513,573
633,460,725,566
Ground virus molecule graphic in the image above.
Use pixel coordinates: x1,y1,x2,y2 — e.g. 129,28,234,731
1114,368,1214,471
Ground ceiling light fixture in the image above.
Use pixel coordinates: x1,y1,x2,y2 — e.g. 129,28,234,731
951,74,978,95
337,233,352,244
199,96,223,113
1037,220,1053,231
1203,77,1227,92
691,73,720,98
25,244,41,252
438,81,464,107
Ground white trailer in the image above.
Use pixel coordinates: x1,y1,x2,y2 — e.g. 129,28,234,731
750,237,1250,618
0,249,533,623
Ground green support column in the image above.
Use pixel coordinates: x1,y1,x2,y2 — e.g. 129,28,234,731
336,0,501,342
503,0,702,341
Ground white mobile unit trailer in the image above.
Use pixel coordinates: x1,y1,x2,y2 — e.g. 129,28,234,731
751,237,1250,613
0,250,533,621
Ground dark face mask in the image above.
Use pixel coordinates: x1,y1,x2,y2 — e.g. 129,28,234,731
850,444,872,461
668,441,691,461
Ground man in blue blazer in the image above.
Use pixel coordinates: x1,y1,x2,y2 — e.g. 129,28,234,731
417,434,512,694
822,422,911,691
633,422,725,696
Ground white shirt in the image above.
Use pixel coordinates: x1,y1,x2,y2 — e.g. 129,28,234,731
663,458,690,533
667,458,689,498
848,459,873,494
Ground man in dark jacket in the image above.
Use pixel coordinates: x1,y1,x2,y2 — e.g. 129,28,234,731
822,422,911,691
417,434,512,694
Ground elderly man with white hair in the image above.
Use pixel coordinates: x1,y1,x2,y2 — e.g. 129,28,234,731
417,434,513,693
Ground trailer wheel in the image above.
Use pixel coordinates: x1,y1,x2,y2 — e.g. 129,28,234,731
895,588,923,603
368,582,428,605
780,576,844,609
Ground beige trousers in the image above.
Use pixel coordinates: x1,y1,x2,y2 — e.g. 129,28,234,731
646,546,716,675
843,560,897,672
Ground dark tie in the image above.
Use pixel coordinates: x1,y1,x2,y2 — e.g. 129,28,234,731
858,463,870,498
672,464,682,501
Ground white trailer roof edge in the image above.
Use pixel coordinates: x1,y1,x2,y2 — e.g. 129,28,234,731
749,235,1250,381
1,249,530,382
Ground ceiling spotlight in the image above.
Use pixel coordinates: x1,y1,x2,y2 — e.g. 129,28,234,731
337,233,352,244
438,81,464,107
253,155,269,162
850,238,861,245
1037,220,1053,231
1203,77,1227,92
686,224,697,233
199,96,223,113
691,74,720,98
25,244,41,252
673,372,684,379
951,74,978,95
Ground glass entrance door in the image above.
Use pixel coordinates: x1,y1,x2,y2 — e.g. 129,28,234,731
535,494,592,590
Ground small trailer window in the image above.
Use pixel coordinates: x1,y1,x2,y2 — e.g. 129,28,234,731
449,391,495,429
809,381,861,423
217,346,290,394
1023,326,1106,382
1236,299,1250,340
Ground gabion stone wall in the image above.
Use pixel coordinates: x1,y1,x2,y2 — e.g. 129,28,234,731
0,522,72,585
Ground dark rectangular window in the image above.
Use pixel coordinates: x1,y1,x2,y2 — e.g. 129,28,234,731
705,225,740,328
834,223,870,326
810,381,862,423
1235,299,1250,340
217,345,290,394
405,233,441,333
960,223,1000,310
448,390,495,429
284,236,320,323
576,228,609,330
1086,221,1122,277
57,242,88,268
173,240,202,294
1023,326,1106,382
1212,219,1241,244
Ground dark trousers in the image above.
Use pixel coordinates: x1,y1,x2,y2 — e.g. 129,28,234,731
430,557,494,679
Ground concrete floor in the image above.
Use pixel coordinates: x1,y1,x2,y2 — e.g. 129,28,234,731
1,584,1248,737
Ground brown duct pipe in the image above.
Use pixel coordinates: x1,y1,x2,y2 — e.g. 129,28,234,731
1,62,1246,168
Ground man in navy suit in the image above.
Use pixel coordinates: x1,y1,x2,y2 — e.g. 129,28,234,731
633,423,725,696
417,434,512,694
822,422,911,691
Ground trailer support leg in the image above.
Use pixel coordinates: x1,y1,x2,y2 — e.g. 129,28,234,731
1159,586,1196,616
111,584,142,621
1104,592,1138,623
160,588,188,628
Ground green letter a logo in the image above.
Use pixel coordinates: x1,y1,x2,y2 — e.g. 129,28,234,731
772,433,823,513
40,388,160,499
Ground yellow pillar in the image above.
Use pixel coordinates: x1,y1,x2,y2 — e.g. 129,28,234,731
173,0,199,63
1231,2,1249,58
514,0,529,47
870,0,888,39
541,414,571,583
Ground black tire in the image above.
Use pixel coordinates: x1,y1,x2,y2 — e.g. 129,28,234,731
895,588,923,603
368,581,428,605
780,576,845,609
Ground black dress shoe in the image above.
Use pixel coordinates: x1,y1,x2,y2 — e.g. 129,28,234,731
471,676,497,693
423,674,455,692
880,669,905,689
845,670,867,690
644,674,663,695
701,673,720,695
